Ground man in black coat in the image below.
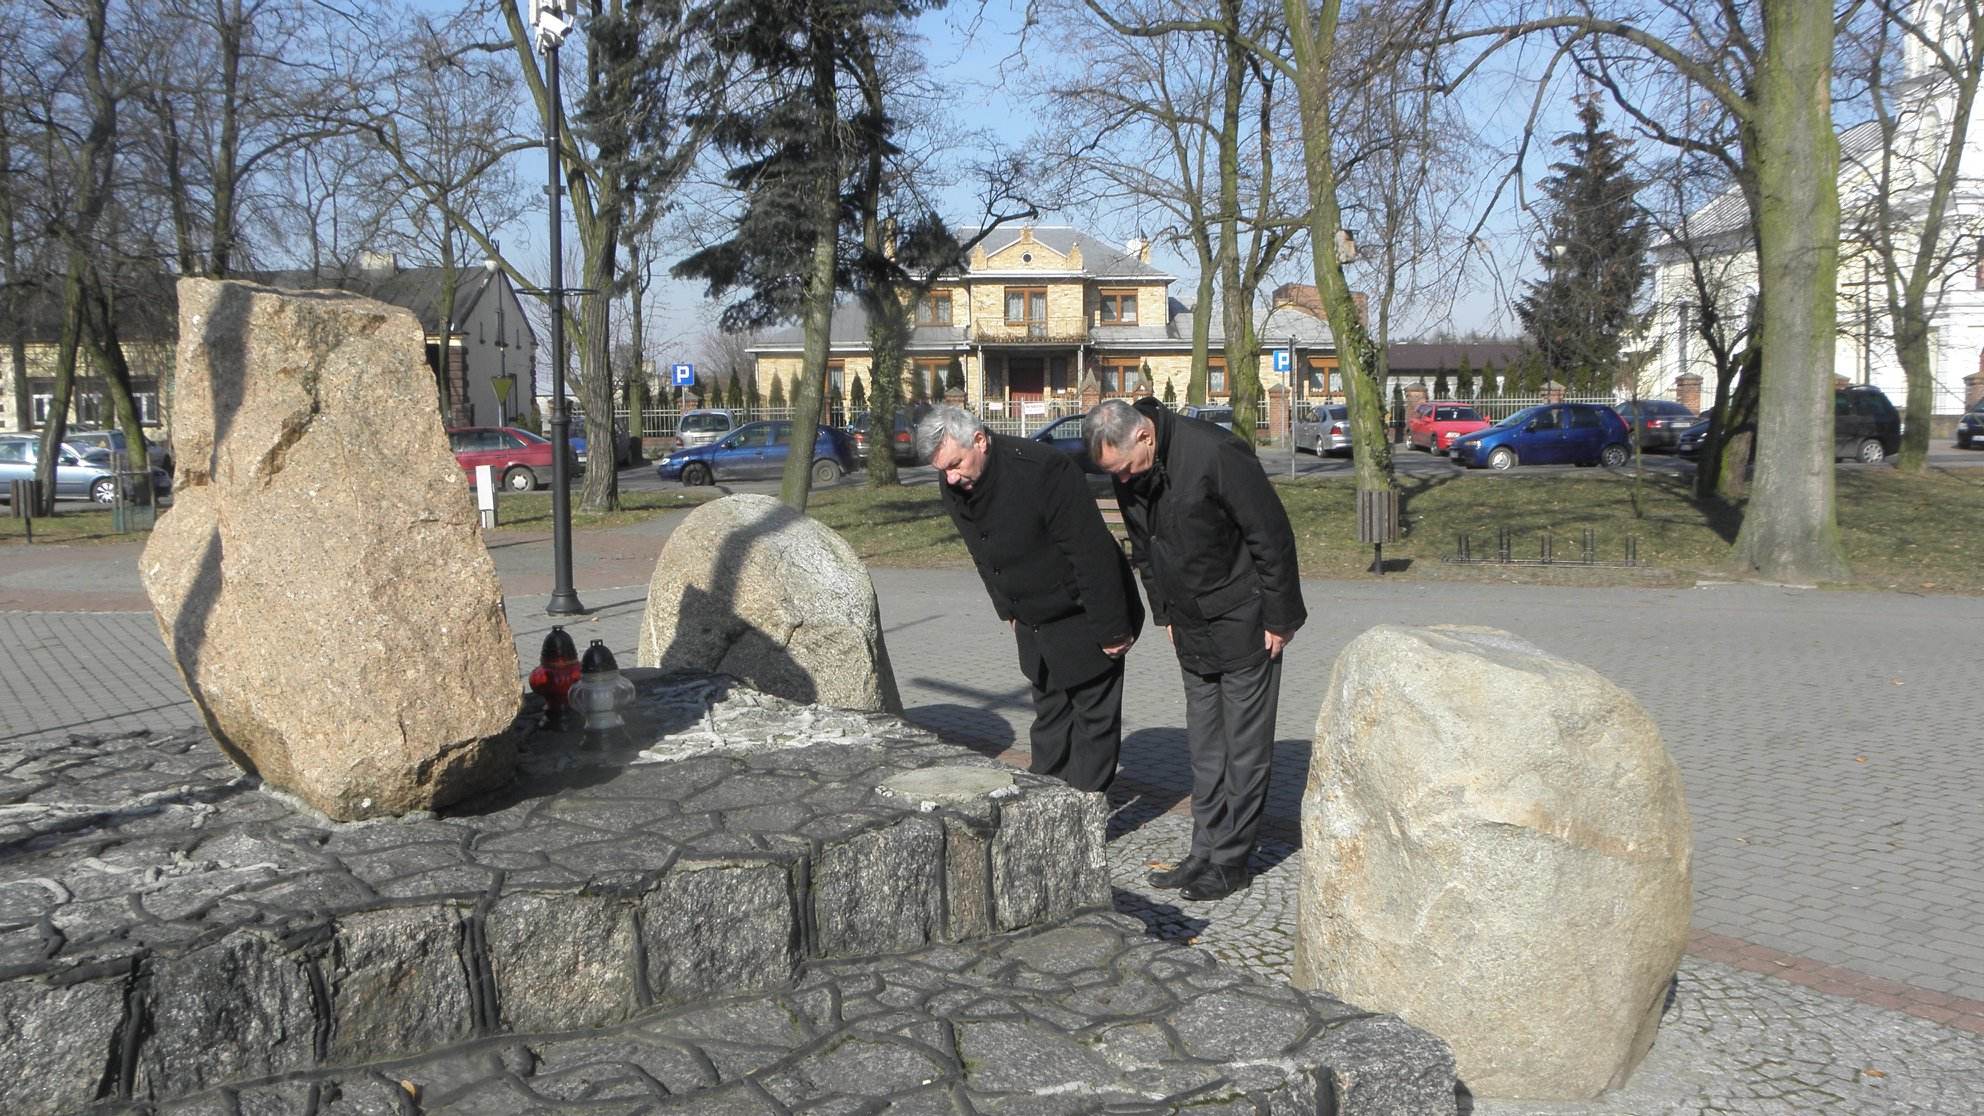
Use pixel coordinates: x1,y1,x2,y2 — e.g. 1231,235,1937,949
916,405,1144,793
1083,396,1306,901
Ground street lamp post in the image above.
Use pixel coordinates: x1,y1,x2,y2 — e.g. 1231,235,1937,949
533,0,585,616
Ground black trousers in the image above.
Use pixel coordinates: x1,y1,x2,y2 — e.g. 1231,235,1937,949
1180,655,1282,866
1027,657,1126,793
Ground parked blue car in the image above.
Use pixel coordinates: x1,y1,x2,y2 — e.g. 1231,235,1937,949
656,421,858,486
1449,403,1632,470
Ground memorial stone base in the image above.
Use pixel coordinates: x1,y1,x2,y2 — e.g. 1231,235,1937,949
0,673,1455,1115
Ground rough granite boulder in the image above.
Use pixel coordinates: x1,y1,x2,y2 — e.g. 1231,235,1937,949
1294,624,1692,1101
140,278,521,821
637,493,902,712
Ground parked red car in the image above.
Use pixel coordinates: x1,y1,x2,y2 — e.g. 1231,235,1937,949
446,426,571,492
1408,402,1492,452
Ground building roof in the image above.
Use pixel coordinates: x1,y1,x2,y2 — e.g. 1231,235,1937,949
248,261,526,338
1384,342,1526,374
7,270,179,343
1656,119,1883,247
749,304,968,352
961,226,1176,280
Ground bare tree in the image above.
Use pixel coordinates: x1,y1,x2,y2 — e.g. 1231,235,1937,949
1840,0,1984,473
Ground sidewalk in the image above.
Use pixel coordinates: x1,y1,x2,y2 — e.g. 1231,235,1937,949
5,512,1984,1112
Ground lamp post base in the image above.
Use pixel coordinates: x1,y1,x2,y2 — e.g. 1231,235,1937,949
546,589,589,616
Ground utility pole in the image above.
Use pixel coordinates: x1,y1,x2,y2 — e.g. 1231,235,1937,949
533,0,585,616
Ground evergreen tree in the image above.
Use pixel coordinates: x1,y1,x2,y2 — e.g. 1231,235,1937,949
672,0,938,510
910,367,927,404
1433,371,1450,400
945,358,965,395
746,375,762,413
1163,377,1177,404
769,372,787,408
850,374,867,410
1456,354,1475,400
1514,100,1649,394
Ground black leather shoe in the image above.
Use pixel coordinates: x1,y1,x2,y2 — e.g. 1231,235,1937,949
1180,862,1250,902
1147,854,1210,890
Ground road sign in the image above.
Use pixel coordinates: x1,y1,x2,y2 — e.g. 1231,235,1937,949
1273,349,1292,373
670,362,695,387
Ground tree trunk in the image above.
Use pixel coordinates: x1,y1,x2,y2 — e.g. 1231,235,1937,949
626,244,649,463
864,303,907,485
1216,3,1261,441
80,271,153,504
1189,266,1215,403
1893,291,1933,473
34,265,86,517
1285,0,1391,493
1731,1,1847,580
781,38,839,513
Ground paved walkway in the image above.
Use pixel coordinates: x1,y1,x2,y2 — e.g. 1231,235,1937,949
5,513,1984,1112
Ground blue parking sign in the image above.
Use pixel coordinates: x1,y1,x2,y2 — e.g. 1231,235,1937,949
1273,349,1292,373
671,362,695,386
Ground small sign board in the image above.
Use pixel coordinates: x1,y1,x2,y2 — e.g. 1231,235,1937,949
1022,401,1048,417
1273,349,1293,373
670,362,695,387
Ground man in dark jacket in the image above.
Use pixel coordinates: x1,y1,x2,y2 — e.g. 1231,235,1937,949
1083,397,1306,900
917,405,1144,793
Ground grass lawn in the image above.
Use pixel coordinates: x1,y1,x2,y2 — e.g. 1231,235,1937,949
9,466,1979,594
810,466,1984,592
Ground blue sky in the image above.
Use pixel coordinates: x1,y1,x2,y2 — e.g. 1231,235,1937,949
484,0,1578,380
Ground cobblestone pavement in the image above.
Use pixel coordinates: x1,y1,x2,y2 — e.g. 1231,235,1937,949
99,913,1450,1115
6,524,1984,1112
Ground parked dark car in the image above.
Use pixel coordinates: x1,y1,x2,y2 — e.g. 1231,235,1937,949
1959,399,1984,449
657,421,857,486
66,428,173,473
448,426,575,492
1613,399,1699,451
1449,403,1632,470
1671,386,1901,465
1834,385,1901,463
844,407,924,465
1030,414,1105,473
1675,417,1710,457
566,423,638,469
1179,403,1236,432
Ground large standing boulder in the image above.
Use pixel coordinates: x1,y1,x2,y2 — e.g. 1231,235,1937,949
1295,624,1691,1101
141,279,521,821
637,494,901,713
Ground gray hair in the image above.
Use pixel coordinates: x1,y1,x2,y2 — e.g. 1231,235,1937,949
1082,398,1148,460
913,404,986,462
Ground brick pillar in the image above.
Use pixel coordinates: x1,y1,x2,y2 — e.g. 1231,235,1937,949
1675,373,1703,414
1834,374,1851,391
944,386,967,406
1967,371,1984,409
1542,380,1565,404
1267,384,1289,437
1404,381,1429,409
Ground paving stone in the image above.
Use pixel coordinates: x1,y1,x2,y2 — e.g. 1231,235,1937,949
118,911,1452,1115
0,976,126,1114
0,674,1126,1111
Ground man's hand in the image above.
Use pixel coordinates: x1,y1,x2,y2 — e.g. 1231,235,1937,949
1264,628,1291,659
1102,636,1135,658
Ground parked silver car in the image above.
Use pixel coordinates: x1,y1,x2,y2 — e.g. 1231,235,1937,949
1292,401,1351,455
673,409,738,451
0,434,172,504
